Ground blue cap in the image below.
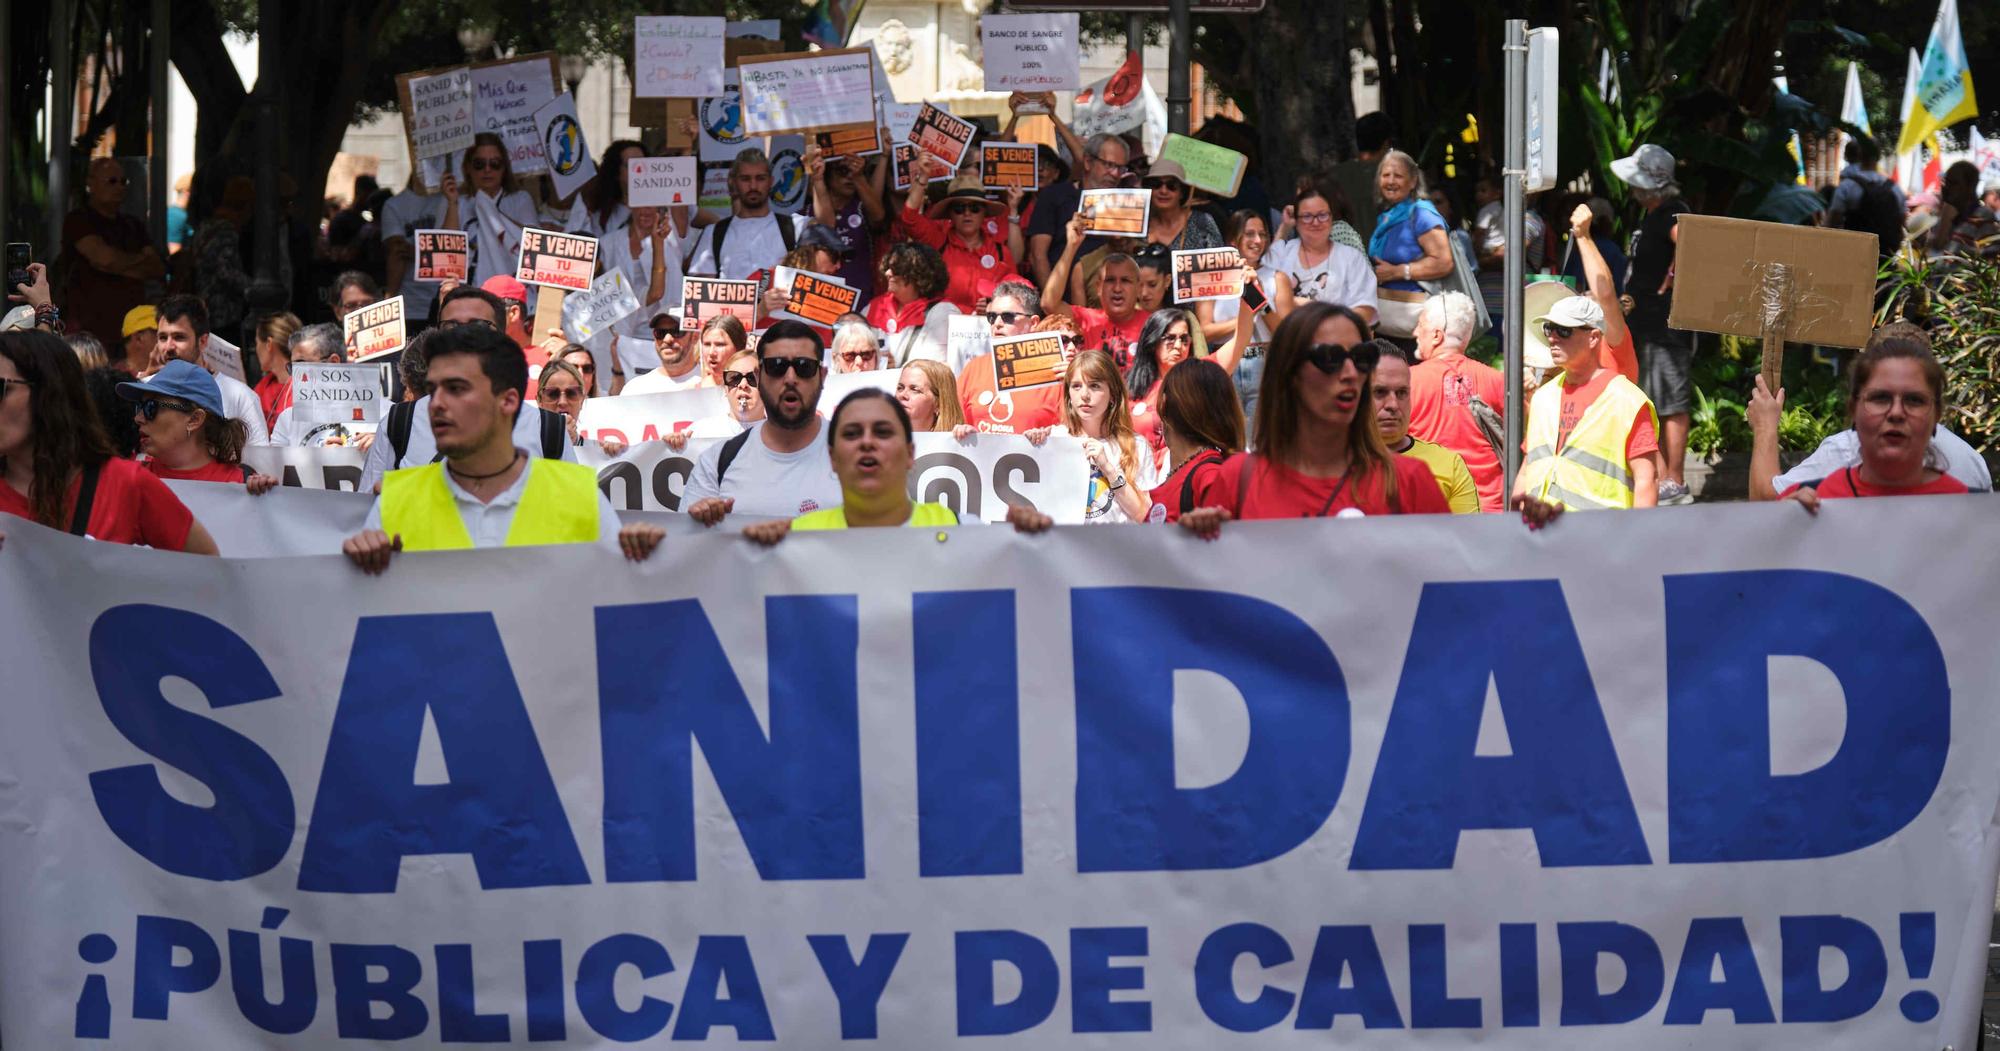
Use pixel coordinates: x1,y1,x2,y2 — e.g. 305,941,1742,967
116,359,225,418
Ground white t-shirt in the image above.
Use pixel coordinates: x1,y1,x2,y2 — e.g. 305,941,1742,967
684,211,810,280
687,413,756,440
1773,425,1993,493
379,189,446,320
1267,238,1379,314
880,301,964,370
597,229,684,375
214,371,271,446
1211,262,1278,342
1081,433,1163,524
358,397,578,492
619,362,707,397
461,189,541,291
680,419,842,518
361,449,623,551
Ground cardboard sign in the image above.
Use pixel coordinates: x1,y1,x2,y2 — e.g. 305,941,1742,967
1079,187,1151,238
909,103,977,170
1668,216,1879,350
397,66,475,161
682,277,760,327
627,156,698,208
1160,133,1248,197
781,270,862,326
532,92,596,200
201,333,245,384
980,13,1081,92
633,16,726,99
891,144,951,192
814,126,883,159
980,142,1040,192
342,296,406,361
737,48,878,136
290,362,390,434
991,331,1068,392
413,230,468,283
515,228,599,291
561,269,643,343
1172,247,1245,303
469,53,560,175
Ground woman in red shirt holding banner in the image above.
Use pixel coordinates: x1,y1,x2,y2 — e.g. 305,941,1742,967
1181,302,1450,536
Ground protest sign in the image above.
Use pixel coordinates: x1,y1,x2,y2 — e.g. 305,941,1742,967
892,143,951,192
681,276,761,327
633,15,726,98
560,269,643,343
1079,187,1151,238
780,269,863,326
946,313,990,374
881,101,923,144
696,70,751,164
469,53,560,175
737,48,878,137
1159,132,1248,197
814,125,883,159
413,229,468,283
1073,51,1167,156
515,228,599,291
698,164,732,211
6,499,1998,1048
627,156,698,208
1172,247,1245,303
575,384,732,445
532,92,596,200
289,361,391,435
980,13,1082,91
728,19,781,39
979,142,1040,192
768,135,808,215
909,102,977,169
991,330,1069,392
396,66,474,162
341,296,406,361
200,333,245,383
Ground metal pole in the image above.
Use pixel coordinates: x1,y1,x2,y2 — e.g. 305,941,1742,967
245,3,286,325
48,0,76,254
1126,14,1144,62
149,0,170,255
1502,19,1526,495
1166,0,1191,135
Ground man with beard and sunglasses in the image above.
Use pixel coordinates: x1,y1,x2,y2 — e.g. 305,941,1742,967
682,319,842,524
1512,294,1660,517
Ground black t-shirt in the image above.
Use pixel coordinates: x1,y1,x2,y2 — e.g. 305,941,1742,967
1024,180,1105,273
1625,197,1688,332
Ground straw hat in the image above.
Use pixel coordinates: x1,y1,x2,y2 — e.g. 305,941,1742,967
926,171,1008,220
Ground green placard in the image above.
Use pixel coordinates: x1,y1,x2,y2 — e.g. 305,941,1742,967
1160,133,1247,197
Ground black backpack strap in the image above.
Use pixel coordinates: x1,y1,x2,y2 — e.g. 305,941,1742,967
777,213,798,254
239,463,257,482
715,428,754,487
538,407,567,459
387,400,417,468
1179,449,1224,516
700,217,733,276
1233,453,1255,518
69,462,104,536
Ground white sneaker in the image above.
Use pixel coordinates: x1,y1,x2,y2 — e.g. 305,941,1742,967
1657,480,1693,505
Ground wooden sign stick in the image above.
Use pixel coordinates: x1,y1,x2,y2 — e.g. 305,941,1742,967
1756,263,1795,397
534,286,567,343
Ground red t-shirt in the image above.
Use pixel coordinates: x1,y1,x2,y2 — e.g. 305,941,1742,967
1605,327,1640,384
254,373,292,428
1148,449,1230,523
1200,453,1452,519
866,294,933,337
899,206,1017,315
1408,354,1506,512
958,354,1064,434
1781,468,1970,500
1556,369,1658,462
144,459,249,484
1071,306,1146,371
0,457,194,549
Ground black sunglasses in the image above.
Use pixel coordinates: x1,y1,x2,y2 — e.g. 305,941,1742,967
468,158,504,172
1301,342,1380,375
760,356,821,380
948,203,987,216
568,360,595,375
137,398,197,421
653,328,680,340
722,370,757,389
984,310,1030,326
1542,322,1577,340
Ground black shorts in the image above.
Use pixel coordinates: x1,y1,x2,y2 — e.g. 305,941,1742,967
1638,333,1693,417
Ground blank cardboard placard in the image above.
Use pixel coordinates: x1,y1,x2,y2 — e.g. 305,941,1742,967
1668,216,1879,350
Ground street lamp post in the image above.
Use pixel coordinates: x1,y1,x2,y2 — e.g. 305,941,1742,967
457,24,495,63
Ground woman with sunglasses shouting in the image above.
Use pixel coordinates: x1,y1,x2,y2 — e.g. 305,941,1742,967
899,168,1027,316
442,133,540,291
1180,303,1450,538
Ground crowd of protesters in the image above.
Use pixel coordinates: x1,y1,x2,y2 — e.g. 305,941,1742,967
3,89,1991,561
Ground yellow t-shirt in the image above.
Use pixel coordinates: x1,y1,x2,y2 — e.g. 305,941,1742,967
792,501,961,530
1399,437,1481,514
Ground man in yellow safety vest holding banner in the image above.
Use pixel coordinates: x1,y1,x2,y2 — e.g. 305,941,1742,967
343,325,657,572
1512,295,1662,517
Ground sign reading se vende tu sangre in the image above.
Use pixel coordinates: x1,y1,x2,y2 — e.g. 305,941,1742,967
515,228,599,291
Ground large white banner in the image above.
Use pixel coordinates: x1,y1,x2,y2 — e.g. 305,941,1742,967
3,499,1998,1048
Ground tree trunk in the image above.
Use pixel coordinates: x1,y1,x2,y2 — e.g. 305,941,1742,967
1247,0,1356,201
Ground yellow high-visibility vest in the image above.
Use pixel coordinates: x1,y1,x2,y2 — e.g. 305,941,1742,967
792,501,960,530
1520,372,1656,510
379,459,601,550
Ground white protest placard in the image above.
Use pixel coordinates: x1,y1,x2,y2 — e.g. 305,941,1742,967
981,13,1081,92
289,362,391,434
342,296,406,361
627,156,698,208
200,333,245,383
880,101,923,144
946,313,990,375
561,269,643,343
575,384,732,445
633,16,726,99
737,48,878,136
515,228,599,291
697,70,751,165
768,135,807,215
470,54,559,175
532,92,596,200
401,67,475,160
